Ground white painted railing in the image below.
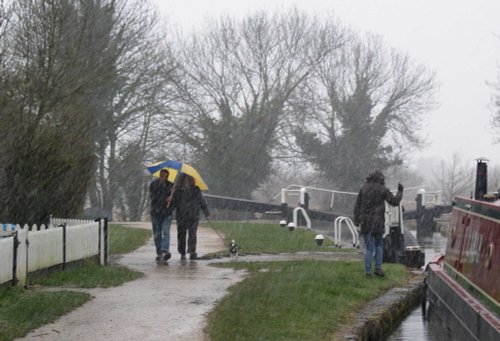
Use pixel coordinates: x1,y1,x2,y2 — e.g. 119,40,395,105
334,216,360,248
27,225,64,273
66,222,99,262
0,218,106,286
292,207,312,230
274,184,358,212
50,217,93,227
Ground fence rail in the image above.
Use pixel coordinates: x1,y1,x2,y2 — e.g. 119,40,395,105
0,217,108,287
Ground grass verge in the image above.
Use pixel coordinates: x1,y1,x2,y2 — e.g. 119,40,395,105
0,286,91,341
207,221,346,254
31,260,143,288
109,223,152,255
207,261,408,341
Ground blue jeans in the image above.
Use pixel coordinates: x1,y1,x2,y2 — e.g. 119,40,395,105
363,233,383,273
151,214,172,255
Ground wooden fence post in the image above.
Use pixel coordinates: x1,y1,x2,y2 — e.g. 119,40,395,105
62,223,67,270
103,218,109,266
96,218,109,266
12,231,19,286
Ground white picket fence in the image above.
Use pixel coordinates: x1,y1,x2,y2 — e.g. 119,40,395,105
0,217,108,286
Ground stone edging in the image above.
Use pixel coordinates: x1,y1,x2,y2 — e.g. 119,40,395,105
342,275,425,341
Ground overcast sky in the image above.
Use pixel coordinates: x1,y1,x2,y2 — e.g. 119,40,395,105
151,0,500,166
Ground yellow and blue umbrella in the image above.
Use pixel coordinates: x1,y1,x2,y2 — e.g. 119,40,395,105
146,160,208,191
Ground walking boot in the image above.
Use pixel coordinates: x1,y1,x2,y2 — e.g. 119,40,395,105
162,252,171,261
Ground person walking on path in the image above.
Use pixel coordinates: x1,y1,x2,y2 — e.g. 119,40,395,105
353,170,403,277
149,168,174,262
169,174,211,260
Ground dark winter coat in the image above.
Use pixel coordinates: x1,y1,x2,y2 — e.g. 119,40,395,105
353,171,403,235
149,179,173,218
169,185,210,223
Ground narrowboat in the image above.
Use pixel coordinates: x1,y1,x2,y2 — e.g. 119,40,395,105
426,159,500,340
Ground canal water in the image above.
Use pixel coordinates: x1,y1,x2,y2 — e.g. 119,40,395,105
386,232,451,341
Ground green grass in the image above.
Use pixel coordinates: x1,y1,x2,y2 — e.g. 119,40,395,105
205,222,409,340
31,260,143,288
0,286,91,341
207,221,344,254
207,261,408,341
108,224,151,255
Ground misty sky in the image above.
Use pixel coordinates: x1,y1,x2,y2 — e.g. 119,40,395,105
152,0,500,166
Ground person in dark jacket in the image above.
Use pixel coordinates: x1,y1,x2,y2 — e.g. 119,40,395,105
169,174,210,260
353,170,403,276
149,169,174,262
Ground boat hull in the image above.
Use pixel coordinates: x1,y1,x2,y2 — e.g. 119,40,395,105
445,197,500,302
426,196,500,340
427,259,500,340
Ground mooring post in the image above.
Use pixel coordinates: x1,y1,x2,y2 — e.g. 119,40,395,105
416,189,435,242
416,189,425,242
280,188,289,223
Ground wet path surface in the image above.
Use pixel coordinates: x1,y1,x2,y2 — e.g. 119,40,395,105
16,223,247,341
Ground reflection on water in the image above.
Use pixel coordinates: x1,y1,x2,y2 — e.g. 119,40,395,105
386,301,431,341
387,300,457,341
386,232,448,341
387,302,469,341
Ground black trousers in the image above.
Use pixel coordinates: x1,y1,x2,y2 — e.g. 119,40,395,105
177,219,198,255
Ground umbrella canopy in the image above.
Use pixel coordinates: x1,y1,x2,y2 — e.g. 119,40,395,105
146,160,208,191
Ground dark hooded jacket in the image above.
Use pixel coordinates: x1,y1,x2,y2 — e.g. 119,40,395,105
353,170,403,235
169,185,210,223
149,178,173,218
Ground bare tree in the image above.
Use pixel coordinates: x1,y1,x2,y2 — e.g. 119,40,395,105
432,154,473,203
86,1,176,220
289,32,438,191
491,38,500,142
170,10,341,198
